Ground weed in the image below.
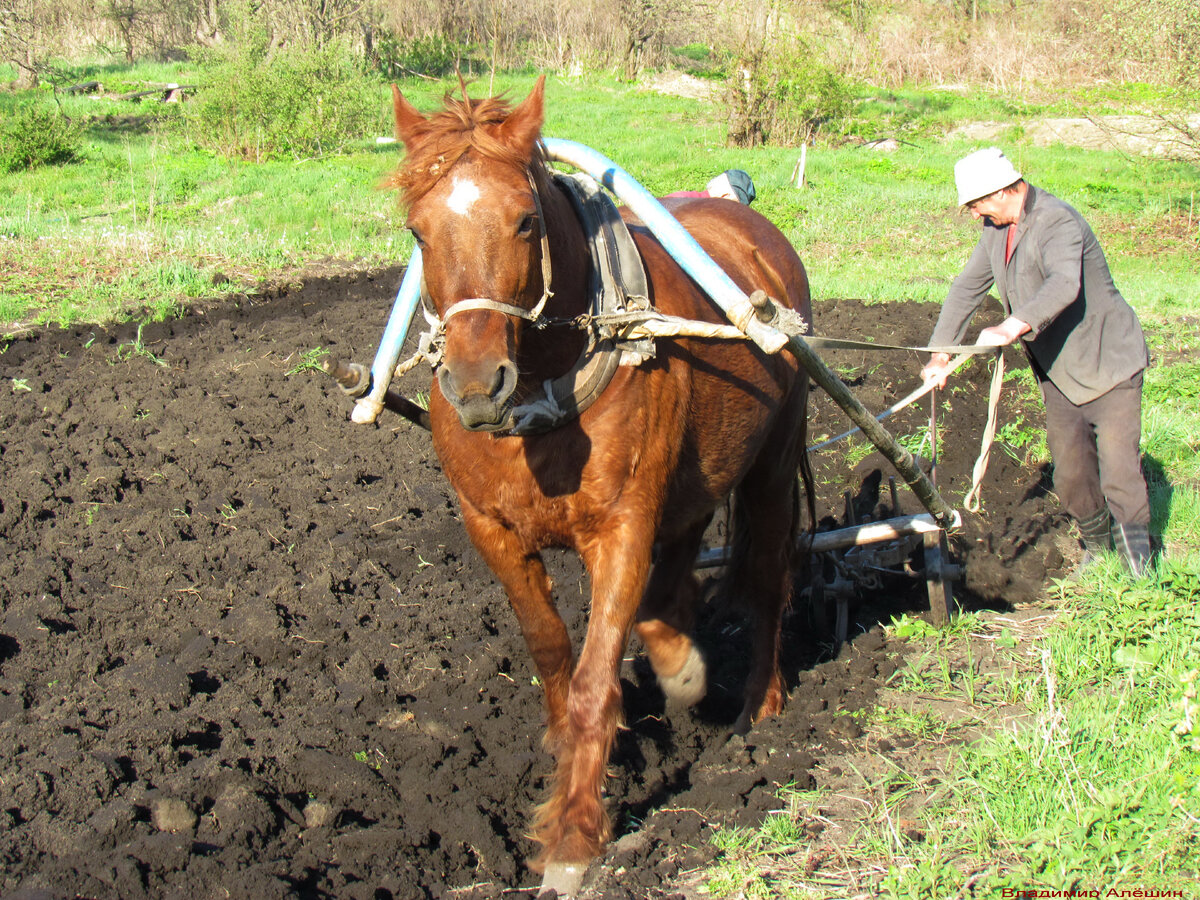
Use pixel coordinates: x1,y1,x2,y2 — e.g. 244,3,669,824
185,9,382,162
373,32,463,78
0,102,83,172
842,437,875,468
864,705,951,740
11,377,30,392
113,324,168,367
995,414,1050,464
352,749,385,770
896,429,931,456
286,346,329,376
1170,668,1200,751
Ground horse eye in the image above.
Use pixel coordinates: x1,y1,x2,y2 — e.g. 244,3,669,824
407,226,426,249
517,215,536,238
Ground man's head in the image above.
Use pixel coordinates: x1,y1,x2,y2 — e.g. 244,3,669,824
954,147,1025,224
706,169,756,204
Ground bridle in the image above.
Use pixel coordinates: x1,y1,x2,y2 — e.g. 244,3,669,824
406,163,652,436
424,169,555,331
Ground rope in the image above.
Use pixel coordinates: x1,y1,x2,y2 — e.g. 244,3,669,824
806,346,1008,513
963,349,1005,513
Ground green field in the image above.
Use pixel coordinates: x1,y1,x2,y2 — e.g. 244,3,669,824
3,63,1198,897
2,69,1196,330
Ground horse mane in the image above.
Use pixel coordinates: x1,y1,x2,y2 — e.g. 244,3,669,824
387,85,547,207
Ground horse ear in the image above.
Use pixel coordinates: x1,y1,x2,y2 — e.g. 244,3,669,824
498,75,545,158
392,84,430,150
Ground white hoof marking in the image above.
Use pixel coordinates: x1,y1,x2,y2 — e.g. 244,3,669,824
659,644,707,707
540,862,586,897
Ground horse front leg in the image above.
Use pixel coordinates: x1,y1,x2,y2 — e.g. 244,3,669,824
535,523,654,896
460,509,574,751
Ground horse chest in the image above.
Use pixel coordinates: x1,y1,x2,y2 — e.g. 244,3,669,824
434,422,658,549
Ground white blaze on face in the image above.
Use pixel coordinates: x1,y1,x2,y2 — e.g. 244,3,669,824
446,176,481,217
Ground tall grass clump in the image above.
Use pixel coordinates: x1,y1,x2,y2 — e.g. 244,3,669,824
185,7,383,161
373,31,465,78
0,102,84,172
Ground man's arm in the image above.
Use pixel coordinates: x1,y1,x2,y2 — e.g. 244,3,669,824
922,236,998,388
930,237,995,346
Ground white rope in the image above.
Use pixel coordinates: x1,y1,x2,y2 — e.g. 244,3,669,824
807,348,1008,512
963,349,1005,513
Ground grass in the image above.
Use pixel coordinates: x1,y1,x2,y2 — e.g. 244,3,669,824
701,557,1200,898
2,64,1197,329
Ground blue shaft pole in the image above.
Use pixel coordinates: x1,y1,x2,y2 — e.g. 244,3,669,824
540,138,787,354
352,247,424,424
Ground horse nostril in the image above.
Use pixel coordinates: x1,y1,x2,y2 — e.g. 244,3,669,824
439,361,517,405
491,361,517,401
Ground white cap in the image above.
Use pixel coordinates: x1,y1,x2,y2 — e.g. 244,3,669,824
954,147,1022,206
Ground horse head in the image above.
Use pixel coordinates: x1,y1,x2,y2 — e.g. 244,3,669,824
390,77,551,431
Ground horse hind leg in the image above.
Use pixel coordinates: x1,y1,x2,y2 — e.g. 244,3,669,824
727,396,808,734
634,518,711,708
637,576,707,707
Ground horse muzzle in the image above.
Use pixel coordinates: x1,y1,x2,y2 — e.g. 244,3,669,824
437,360,518,431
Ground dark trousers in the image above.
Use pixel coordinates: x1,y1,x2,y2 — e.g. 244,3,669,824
1041,372,1149,526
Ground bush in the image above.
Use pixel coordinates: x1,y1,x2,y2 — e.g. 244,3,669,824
725,38,852,147
773,52,853,145
0,103,83,172
186,17,382,161
373,32,463,78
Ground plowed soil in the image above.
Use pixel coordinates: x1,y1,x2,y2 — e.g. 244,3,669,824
0,269,1067,899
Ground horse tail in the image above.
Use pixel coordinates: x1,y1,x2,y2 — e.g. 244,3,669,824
796,444,817,549
716,473,800,612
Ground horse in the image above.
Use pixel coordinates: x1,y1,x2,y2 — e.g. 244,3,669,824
387,76,815,896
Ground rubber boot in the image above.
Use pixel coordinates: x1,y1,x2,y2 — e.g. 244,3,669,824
1112,522,1153,578
1075,507,1112,571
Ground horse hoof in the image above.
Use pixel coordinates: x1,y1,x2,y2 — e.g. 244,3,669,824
659,644,707,707
539,862,587,898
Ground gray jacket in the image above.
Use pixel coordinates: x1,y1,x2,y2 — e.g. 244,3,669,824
930,183,1148,405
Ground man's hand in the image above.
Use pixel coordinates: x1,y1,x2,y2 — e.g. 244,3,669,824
978,316,1031,347
921,351,953,390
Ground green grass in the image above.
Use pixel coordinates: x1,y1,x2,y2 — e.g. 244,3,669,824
701,557,1200,898
2,65,1197,327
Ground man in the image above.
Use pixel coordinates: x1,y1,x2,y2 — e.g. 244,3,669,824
921,147,1153,576
667,169,756,205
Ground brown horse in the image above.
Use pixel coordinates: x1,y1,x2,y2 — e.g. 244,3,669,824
388,77,814,895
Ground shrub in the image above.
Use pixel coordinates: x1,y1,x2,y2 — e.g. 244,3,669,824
773,52,853,145
0,103,84,172
373,32,462,78
725,37,852,147
186,17,382,161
